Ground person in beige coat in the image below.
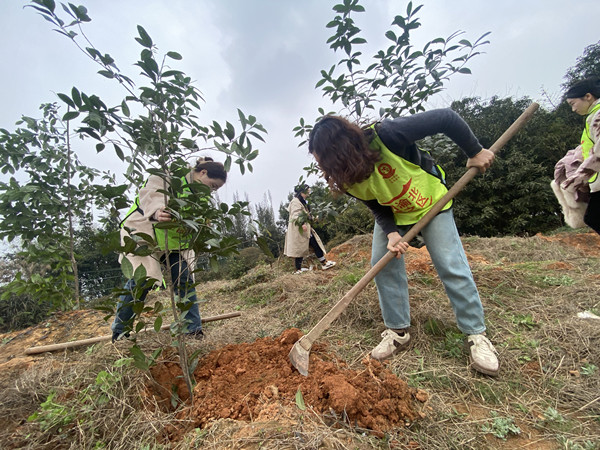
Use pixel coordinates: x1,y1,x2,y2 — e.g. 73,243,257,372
283,184,336,274
111,157,227,342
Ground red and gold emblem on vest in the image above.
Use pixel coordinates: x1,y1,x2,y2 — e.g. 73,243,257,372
377,163,395,178
381,178,433,213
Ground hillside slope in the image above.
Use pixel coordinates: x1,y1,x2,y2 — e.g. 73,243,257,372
1,231,599,449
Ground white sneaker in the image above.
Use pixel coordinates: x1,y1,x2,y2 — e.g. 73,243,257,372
371,329,411,360
293,268,309,275
321,260,336,270
467,334,499,376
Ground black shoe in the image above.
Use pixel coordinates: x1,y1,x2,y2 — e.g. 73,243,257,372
111,332,130,343
409,235,426,249
186,329,204,340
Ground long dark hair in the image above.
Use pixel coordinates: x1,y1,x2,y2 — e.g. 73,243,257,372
294,184,310,211
565,77,600,99
308,116,380,194
193,157,227,182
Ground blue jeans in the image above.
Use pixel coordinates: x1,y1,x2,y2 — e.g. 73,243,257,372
371,210,486,335
111,252,202,335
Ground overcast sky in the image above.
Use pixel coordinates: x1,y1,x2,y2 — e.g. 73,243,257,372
1,0,598,220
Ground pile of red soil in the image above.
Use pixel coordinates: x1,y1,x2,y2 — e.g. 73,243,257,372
536,231,600,256
148,328,428,441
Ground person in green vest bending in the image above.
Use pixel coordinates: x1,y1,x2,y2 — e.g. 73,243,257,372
111,157,227,343
561,77,600,234
308,110,499,376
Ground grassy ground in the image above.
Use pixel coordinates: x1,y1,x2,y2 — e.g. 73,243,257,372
1,230,599,449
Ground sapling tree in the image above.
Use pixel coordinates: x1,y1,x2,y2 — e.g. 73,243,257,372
0,102,123,311
296,0,490,131
293,0,490,216
24,0,267,402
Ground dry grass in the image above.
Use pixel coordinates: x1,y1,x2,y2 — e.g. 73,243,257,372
1,230,599,449
2,345,175,449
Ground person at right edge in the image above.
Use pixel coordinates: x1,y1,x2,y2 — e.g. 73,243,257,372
307,109,500,376
560,77,600,234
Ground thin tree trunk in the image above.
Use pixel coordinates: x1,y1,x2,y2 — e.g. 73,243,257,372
65,115,80,309
157,133,195,406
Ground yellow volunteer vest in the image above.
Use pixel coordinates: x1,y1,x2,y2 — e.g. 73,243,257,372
581,102,600,183
121,176,193,251
346,126,452,226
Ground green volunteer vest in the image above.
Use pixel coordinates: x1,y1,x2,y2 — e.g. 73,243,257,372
346,126,452,226
121,175,192,251
581,102,600,183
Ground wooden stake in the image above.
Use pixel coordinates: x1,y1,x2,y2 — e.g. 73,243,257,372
24,311,241,355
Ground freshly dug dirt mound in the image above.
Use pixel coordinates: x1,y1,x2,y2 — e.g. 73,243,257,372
148,328,428,441
536,230,600,256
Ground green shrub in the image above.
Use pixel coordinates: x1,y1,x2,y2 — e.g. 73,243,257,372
0,290,52,332
224,247,272,279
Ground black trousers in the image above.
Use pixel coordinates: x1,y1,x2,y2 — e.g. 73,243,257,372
295,235,325,270
584,191,600,235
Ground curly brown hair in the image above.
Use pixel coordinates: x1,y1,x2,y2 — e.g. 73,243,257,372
308,116,380,194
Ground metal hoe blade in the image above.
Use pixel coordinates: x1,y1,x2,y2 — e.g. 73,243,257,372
288,335,311,376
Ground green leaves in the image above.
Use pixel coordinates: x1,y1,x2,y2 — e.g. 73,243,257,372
71,87,82,106
208,114,266,174
97,70,114,79
62,111,79,121
129,345,161,371
121,257,134,280
34,0,55,12
57,93,75,108
62,3,91,23
332,0,365,14
302,0,490,124
295,388,306,410
166,51,182,60
135,25,153,48
0,100,111,309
